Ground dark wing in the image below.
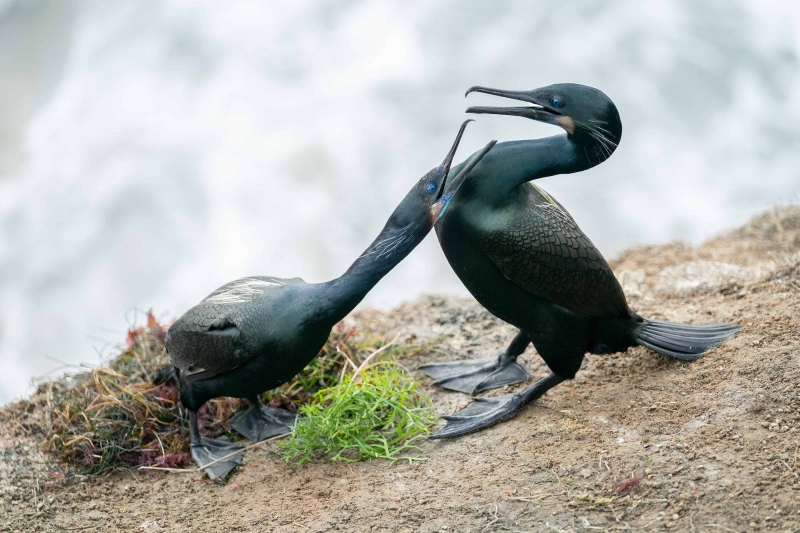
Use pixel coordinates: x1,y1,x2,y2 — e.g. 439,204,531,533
481,185,629,318
203,275,305,301
166,304,244,382
166,276,306,382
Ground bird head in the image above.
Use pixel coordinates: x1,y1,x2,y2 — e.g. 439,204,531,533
389,120,496,232
466,83,622,160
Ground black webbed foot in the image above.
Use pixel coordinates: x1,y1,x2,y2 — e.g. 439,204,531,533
430,393,526,439
420,355,527,395
228,400,296,442
430,372,564,439
191,437,244,483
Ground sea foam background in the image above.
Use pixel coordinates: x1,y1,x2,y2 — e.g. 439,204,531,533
0,0,798,402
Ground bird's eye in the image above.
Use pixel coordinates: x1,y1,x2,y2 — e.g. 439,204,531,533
551,97,564,109
427,183,437,194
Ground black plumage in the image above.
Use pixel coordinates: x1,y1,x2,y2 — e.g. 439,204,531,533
167,276,306,382
480,185,628,318
422,84,740,438
155,121,495,481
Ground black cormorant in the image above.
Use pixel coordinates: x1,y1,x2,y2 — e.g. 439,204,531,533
154,121,496,480
422,84,740,439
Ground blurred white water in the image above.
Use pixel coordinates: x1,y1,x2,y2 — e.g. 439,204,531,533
0,0,798,403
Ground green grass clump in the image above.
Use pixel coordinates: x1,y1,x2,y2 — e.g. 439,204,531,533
279,361,435,466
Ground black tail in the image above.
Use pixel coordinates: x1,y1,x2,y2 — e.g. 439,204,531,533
634,319,740,361
152,364,177,386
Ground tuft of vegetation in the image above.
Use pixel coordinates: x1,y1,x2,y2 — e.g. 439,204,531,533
34,311,211,475
278,360,435,466
20,310,436,476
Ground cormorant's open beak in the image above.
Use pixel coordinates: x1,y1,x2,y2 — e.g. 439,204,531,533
429,125,496,221
465,86,571,132
433,119,473,201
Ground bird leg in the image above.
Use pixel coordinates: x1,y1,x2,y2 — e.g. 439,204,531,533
228,396,296,442
430,372,565,439
188,409,243,483
420,330,530,394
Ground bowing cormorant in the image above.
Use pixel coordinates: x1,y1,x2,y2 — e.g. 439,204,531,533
422,84,739,439
154,121,496,480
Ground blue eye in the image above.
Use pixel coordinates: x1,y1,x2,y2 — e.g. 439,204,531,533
427,183,437,194
551,97,563,108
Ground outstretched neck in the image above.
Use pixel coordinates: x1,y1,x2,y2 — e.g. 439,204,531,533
315,219,425,324
474,131,617,197
510,133,602,179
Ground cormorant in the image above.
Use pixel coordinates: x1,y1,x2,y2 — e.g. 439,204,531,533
153,121,496,481
422,84,740,439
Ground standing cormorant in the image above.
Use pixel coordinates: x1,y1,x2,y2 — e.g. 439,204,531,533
422,84,740,439
155,121,496,480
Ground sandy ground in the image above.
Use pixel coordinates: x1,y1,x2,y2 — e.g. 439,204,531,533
2,206,799,532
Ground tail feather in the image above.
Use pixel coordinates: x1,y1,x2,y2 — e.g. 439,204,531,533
635,319,740,361
152,364,177,386
639,328,732,348
637,338,702,361
648,319,738,333
638,331,720,353
644,324,737,341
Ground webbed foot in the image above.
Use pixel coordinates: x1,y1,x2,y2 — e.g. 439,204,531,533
191,437,244,483
430,372,564,439
420,355,527,395
228,401,296,442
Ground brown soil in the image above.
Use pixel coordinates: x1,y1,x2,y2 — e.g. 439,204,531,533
2,206,800,532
